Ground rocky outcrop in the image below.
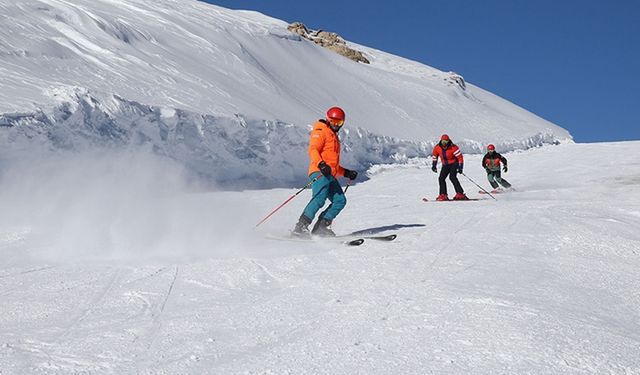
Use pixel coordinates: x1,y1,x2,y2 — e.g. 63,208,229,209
444,72,466,90
287,22,370,64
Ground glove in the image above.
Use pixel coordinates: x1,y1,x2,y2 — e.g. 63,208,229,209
431,165,437,173
503,166,508,172
318,161,332,177
457,166,463,174
343,168,358,180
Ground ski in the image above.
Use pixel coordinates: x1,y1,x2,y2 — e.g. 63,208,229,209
345,238,365,246
365,234,397,241
478,190,499,195
341,233,397,241
266,234,365,246
422,197,485,202
479,188,515,194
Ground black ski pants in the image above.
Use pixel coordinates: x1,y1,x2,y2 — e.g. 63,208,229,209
439,164,464,195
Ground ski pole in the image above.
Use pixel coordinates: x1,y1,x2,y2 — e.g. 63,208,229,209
460,172,497,200
344,179,352,193
255,175,321,228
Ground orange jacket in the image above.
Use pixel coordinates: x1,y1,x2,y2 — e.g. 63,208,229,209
308,120,345,177
432,142,464,167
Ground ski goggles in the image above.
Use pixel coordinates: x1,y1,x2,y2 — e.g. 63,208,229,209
328,118,344,127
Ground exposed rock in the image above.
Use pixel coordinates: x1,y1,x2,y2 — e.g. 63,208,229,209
287,22,370,64
444,72,466,90
287,22,309,37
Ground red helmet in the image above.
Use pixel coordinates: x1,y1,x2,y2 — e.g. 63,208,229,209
487,144,495,151
326,106,345,121
440,134,450,141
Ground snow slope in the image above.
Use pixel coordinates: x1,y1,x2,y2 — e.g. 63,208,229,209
2,1,636,373
1,141,639,374
0,0,571,187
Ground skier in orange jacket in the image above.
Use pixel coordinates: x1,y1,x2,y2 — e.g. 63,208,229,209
431,134,468,200
292,107,358,237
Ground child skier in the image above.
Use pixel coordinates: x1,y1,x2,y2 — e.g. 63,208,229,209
481,144,512,192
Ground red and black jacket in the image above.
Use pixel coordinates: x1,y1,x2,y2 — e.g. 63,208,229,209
482,152,508,172
432,142,464,169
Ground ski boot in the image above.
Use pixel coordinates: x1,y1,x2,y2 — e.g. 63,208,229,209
311,218,336,237
291,215,312,238
453,193,469,200
436,194,449,201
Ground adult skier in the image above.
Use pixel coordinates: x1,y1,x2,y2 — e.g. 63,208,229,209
431,134,469,201
292,106,359,237
482,144,512,191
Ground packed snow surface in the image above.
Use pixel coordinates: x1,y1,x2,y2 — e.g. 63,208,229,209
1,141,639,374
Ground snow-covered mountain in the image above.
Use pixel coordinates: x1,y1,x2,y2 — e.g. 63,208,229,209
0,0,571,187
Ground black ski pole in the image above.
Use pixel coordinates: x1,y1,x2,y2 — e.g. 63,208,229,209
460,172,496,200
344,179,352,193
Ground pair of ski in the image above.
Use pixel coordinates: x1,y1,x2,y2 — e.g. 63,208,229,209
421,197,484,202
270,233,397,246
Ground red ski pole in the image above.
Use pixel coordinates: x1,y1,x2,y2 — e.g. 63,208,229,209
255,175,321,228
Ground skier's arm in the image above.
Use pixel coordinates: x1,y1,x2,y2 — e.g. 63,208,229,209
500,154,508,172
454,147,464,171
308,129,325,168
431,147,439,171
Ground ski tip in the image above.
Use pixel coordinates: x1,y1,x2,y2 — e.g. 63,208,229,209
346,238,365,246
421,197,429,202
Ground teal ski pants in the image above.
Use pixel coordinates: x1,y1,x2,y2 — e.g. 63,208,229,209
302,172,346,221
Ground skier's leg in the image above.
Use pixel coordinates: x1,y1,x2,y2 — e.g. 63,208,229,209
312,179,345,235
487,172,499,189
302,173,331,220
322,179,346,220
494,170,512,188
438,167,449,195
449,166,464,194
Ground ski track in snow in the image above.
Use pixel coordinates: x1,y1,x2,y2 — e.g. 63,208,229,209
1,143,640,374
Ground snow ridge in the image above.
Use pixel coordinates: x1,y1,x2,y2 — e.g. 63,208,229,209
0,91,561,188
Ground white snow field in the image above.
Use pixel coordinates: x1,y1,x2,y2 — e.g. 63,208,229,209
1,141,639,374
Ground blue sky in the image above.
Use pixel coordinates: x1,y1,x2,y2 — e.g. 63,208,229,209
203,0,639,142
